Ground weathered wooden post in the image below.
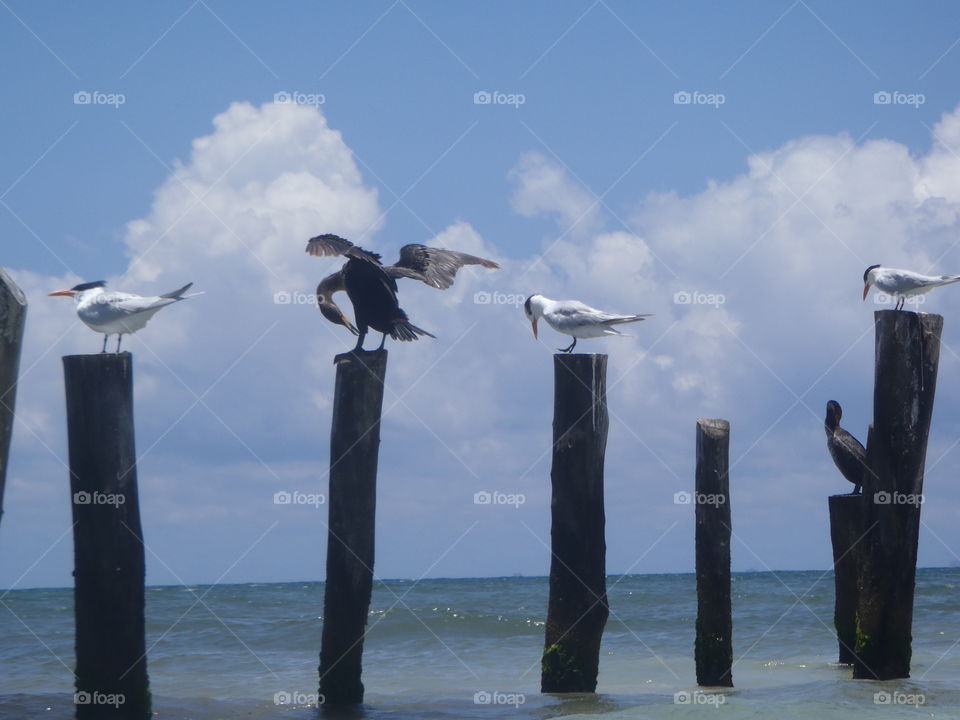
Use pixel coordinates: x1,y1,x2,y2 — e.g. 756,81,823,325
541,353,609,693
854,310,941,680
828,494,866,664
0,268,27,528
63,352,150,719
694,418,732,687
319,350,387,705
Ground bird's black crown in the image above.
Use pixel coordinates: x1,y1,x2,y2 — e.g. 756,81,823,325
863,264,880,283
71,281,107,292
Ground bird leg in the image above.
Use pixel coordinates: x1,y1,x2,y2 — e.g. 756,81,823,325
116,335,123,353
558,338,577,353
378,333,387,350
852,484,862,495
353,328,367,352
101,335,109,353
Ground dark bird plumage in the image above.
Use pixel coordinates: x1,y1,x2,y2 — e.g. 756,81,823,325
307,234,436,351
825,400,867,494
306,233,499,349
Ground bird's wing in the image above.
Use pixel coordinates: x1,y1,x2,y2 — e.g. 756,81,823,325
106,293,178,315
555,301,650,325
386,244,500,289
305,234,382,264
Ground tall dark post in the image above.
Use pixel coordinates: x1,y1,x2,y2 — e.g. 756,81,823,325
694,418,732,687
0,268,27,528
541,354,609,693
63,353,149,719
828,494,866,664
854,310,941,680
319,350,387,705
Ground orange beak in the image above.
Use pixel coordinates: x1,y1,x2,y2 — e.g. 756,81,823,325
530,318,538,340
48,289,75,298
862,283,870,301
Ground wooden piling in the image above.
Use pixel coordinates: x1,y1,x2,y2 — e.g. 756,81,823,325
63,353,149,719
854,310,941,680
694,418,732,687
0,268,27,528
828,493,865,664
319,349,387,705
541,353,609,694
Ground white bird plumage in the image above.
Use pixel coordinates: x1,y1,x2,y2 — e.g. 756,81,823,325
523,294,652,353
49,280,202,352
863,264,960,309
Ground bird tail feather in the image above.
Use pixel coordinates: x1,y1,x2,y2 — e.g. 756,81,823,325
160,282,201,300
390,318,436,342
606,313,653,325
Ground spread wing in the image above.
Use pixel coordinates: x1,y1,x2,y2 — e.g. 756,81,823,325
387,244,499,289
305,234,382,264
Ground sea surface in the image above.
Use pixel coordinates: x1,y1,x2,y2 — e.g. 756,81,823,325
2,569,959,719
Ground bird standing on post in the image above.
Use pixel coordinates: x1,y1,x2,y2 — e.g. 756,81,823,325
523,294,652,353
49,280,202,353
862,264,960,310
306,233,499,351
824,400,867,495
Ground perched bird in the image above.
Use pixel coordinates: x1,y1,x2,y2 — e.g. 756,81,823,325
49,280,201,353
523,294,652,353
863,264,960,310
306,233,499,350
824,400,867,495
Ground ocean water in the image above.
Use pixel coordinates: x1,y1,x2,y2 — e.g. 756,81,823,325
1,569,959,718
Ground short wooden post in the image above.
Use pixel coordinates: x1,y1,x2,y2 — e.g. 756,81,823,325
854,311,941,680
63,353,149,719
0,268,27,528
694,418,732,687
319,350,387,705
828,494,866,664
541,354,609,693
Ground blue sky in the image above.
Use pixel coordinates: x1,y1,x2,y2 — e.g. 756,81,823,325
4,1,960,588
